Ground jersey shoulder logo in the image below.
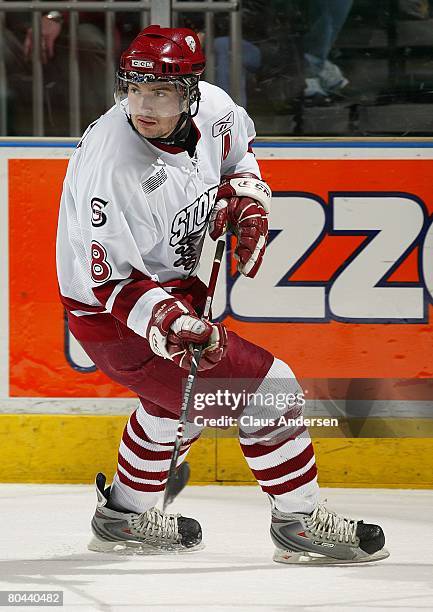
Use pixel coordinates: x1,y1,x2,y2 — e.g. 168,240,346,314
91,197,108,227
212,111,234,137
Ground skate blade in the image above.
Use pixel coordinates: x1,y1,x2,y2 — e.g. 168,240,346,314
273,546,390,565
88,535,205,555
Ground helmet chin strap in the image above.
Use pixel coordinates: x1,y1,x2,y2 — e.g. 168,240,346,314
153,111,191,146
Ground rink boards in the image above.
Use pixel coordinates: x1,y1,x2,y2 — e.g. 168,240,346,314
0,137,432,488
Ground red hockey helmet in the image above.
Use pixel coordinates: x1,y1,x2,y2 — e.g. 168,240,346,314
115,25,205,117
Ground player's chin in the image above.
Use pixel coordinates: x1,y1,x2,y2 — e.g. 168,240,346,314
133,117,162,138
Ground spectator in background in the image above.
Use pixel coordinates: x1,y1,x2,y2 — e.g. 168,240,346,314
23,8,114,134
303,0,353,102
180,1,262,109
2,16,28,73
214,36,261,108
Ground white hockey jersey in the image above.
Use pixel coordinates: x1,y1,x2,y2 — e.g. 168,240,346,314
56,81,260,340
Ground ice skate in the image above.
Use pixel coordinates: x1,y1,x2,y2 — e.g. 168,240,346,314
88,473,202,553
271,502,389,565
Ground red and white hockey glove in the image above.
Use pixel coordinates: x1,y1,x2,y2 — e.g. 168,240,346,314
147,298,228,371
209,173,272,278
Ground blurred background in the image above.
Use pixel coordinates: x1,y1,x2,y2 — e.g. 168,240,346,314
3,0,433,138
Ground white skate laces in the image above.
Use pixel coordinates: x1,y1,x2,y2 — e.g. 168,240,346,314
305,503,358,544
130,507,181,545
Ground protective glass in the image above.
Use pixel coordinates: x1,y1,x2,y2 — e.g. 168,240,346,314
115,75,189,118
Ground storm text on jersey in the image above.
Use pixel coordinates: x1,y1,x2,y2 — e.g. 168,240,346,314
170,185,218,270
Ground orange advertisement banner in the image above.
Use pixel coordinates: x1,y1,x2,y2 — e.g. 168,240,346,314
8,154,433,398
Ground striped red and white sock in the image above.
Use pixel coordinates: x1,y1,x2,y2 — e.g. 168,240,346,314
109,403,202,513
240,432,319,513
239,358,320,514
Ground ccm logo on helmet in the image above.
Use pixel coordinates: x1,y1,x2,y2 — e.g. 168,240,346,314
131,59,155,68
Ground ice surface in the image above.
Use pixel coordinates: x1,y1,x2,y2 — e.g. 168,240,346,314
0,484,432,612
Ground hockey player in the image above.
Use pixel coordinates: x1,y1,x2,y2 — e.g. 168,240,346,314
56,25,389,564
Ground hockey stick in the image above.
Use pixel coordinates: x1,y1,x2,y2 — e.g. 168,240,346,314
162,238,226,512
